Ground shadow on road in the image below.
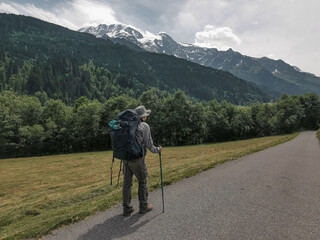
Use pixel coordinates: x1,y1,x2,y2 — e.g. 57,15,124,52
78,212,160,240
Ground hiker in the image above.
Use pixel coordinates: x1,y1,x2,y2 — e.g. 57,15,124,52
123,105,162,216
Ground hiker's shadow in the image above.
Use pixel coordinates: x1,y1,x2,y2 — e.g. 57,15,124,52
78,212,156,240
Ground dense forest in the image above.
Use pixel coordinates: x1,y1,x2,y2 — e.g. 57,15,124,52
0,89,319,158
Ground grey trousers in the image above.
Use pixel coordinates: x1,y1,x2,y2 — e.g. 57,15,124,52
123,156,149,211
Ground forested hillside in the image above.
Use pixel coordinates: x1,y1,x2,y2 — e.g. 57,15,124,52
0,13,269,104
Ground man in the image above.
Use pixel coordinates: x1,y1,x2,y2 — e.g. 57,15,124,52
123,105,162,216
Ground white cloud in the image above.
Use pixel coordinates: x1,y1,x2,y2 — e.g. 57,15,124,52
0,3,19,14
170,0,320,76
0,0,119,30
69,0,119,28
194,25,241,50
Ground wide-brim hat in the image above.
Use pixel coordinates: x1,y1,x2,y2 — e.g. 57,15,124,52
135,105,151,118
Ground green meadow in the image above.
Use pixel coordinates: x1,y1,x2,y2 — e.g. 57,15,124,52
0,133,298,239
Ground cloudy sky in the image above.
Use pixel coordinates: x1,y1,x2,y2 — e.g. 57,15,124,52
1,0,319,76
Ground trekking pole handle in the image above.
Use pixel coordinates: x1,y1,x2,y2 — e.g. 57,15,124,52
158,145,162,154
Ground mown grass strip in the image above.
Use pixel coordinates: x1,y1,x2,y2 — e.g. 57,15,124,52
0,133,299,239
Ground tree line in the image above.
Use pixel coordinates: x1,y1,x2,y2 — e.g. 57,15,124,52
0,89,319,158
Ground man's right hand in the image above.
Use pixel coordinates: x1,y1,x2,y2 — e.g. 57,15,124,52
159,146,163,152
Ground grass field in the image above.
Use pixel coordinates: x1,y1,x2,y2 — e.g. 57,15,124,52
0,133,299,239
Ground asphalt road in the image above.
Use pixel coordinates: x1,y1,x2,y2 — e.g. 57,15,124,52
43,131,320,240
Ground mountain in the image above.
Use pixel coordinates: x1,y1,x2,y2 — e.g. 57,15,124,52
0,13,269,104
79,24,320,97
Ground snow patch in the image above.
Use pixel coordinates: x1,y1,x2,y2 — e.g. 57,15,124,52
293,66,302,72
236,60,243,67
137,30,161,45
272,69,279,74
179,42,193,47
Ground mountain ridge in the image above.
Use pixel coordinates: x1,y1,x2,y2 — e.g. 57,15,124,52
79,24,320,97
0,13,269,104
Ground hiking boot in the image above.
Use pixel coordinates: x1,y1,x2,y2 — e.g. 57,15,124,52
139,204,153,214
123,206,134,216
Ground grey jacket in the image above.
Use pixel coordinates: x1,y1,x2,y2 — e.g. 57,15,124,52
136,122,160,154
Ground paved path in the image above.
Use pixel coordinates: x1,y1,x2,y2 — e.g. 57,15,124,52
44,131,320,240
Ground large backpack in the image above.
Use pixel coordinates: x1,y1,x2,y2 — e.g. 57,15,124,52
109,109,143,161
109,109,144,185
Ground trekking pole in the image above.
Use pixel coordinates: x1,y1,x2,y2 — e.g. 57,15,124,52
159,151,165,213
110,156,114,185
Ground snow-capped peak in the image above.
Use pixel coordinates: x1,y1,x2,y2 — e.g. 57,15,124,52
79,23,207,54
158,32,168,36
80,23,162,47
139,30,161,42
